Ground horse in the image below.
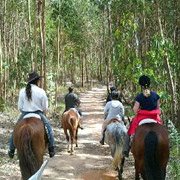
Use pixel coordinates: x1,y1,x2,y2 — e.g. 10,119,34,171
61,109,80,155
131,122,169,180
105,119,127,180
14,115,47,180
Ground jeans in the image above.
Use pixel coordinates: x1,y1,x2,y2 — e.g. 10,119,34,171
9,111,54,150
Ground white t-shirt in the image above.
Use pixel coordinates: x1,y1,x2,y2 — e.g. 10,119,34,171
104,100,124,121
18,84,48,112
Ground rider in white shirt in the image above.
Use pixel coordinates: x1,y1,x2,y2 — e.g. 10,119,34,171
100,91,125,145
8,72,55,158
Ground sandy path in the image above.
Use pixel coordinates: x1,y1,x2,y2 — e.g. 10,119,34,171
42,85,135,180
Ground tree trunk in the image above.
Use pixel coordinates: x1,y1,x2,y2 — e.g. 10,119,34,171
28,0,34,70
154,0,177,122
0,30,2,98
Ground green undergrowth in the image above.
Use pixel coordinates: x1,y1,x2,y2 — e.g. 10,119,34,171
167,120,180,180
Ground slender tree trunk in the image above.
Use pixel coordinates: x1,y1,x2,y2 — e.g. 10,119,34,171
28,0,34,70
81,50,85,87
154,0,177,122
34,0,38,71
0,30,2,98
42,0,46,90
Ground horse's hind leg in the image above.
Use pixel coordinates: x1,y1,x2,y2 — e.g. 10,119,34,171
135,161,140,180
69,130,75,155
75,128,78,147
120,157,125,174
64,129,70,153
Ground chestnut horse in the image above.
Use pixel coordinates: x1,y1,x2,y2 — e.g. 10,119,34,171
131,122,169,180
14,117,47,180
62,109,80,155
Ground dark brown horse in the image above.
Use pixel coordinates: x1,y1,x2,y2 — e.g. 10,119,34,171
62,109,80,155
14,117,47,180
131,123,169,180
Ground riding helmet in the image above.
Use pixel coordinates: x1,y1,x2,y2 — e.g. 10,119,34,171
111,91,119,100
139,75,150,88
110,86,116,92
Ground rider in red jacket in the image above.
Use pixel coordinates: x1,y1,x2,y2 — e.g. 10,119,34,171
123,75,162,157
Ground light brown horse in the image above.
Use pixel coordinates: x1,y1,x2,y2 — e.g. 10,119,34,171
62,109,80,155
14,117,47,180
131,123,169,180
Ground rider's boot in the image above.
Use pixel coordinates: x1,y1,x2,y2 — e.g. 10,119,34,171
78,117,84,130
48,146,55,158
8,149,15,159
100,130,105,145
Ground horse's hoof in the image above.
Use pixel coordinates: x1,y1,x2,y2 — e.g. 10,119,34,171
76,144,78,147
67,150,71,153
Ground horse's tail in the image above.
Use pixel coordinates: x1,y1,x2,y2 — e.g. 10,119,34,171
112,126,124,169
145,131,163,180
68,116,78,129
68,116,78,139
17,125,39,179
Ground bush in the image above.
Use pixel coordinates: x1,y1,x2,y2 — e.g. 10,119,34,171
167,120,180,180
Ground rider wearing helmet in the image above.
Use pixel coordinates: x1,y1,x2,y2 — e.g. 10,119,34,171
106,86,122,103
100,91,125,145
123,75,162,157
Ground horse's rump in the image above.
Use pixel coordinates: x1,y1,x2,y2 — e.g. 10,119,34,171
132,123,169,180
62,110,79,130
105,121,127,172
62,109,80,154
14,117,47,180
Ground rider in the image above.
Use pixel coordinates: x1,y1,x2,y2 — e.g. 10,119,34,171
8,71,55,158
64,86,83,129
106,86,122,103
123,75,162,157
100,91,125,145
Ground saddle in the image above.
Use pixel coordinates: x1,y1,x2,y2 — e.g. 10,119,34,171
107,118,120,126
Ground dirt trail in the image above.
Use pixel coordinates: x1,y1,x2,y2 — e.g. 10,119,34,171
42,85,135,180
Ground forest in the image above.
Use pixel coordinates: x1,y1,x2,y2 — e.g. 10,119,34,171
0,0,180,179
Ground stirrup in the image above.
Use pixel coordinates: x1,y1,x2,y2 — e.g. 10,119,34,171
8,149,15,159
100,139,105,145
48,147,55,158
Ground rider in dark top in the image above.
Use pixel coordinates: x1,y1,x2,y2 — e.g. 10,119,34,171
65,87,81,112
123,75,161,158
64,86,83,129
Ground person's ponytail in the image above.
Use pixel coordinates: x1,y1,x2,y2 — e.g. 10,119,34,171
26,83,32,101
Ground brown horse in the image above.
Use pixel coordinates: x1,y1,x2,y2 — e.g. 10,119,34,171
14,117,47,180
131,123,169,180
62,109,80,155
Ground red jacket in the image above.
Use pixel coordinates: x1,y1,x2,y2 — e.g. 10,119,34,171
128,109,162,135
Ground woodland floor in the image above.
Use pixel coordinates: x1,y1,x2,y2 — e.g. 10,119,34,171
0,85,136,179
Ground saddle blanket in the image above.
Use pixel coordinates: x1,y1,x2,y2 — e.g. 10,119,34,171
24,113,41,119
139,119,157,126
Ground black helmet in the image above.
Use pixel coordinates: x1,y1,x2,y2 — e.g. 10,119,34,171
139,75,150,88
68,86,74,92
111,91,119,99
110,86,116,92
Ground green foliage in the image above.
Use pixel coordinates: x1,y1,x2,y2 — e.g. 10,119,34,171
167,120,180,179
